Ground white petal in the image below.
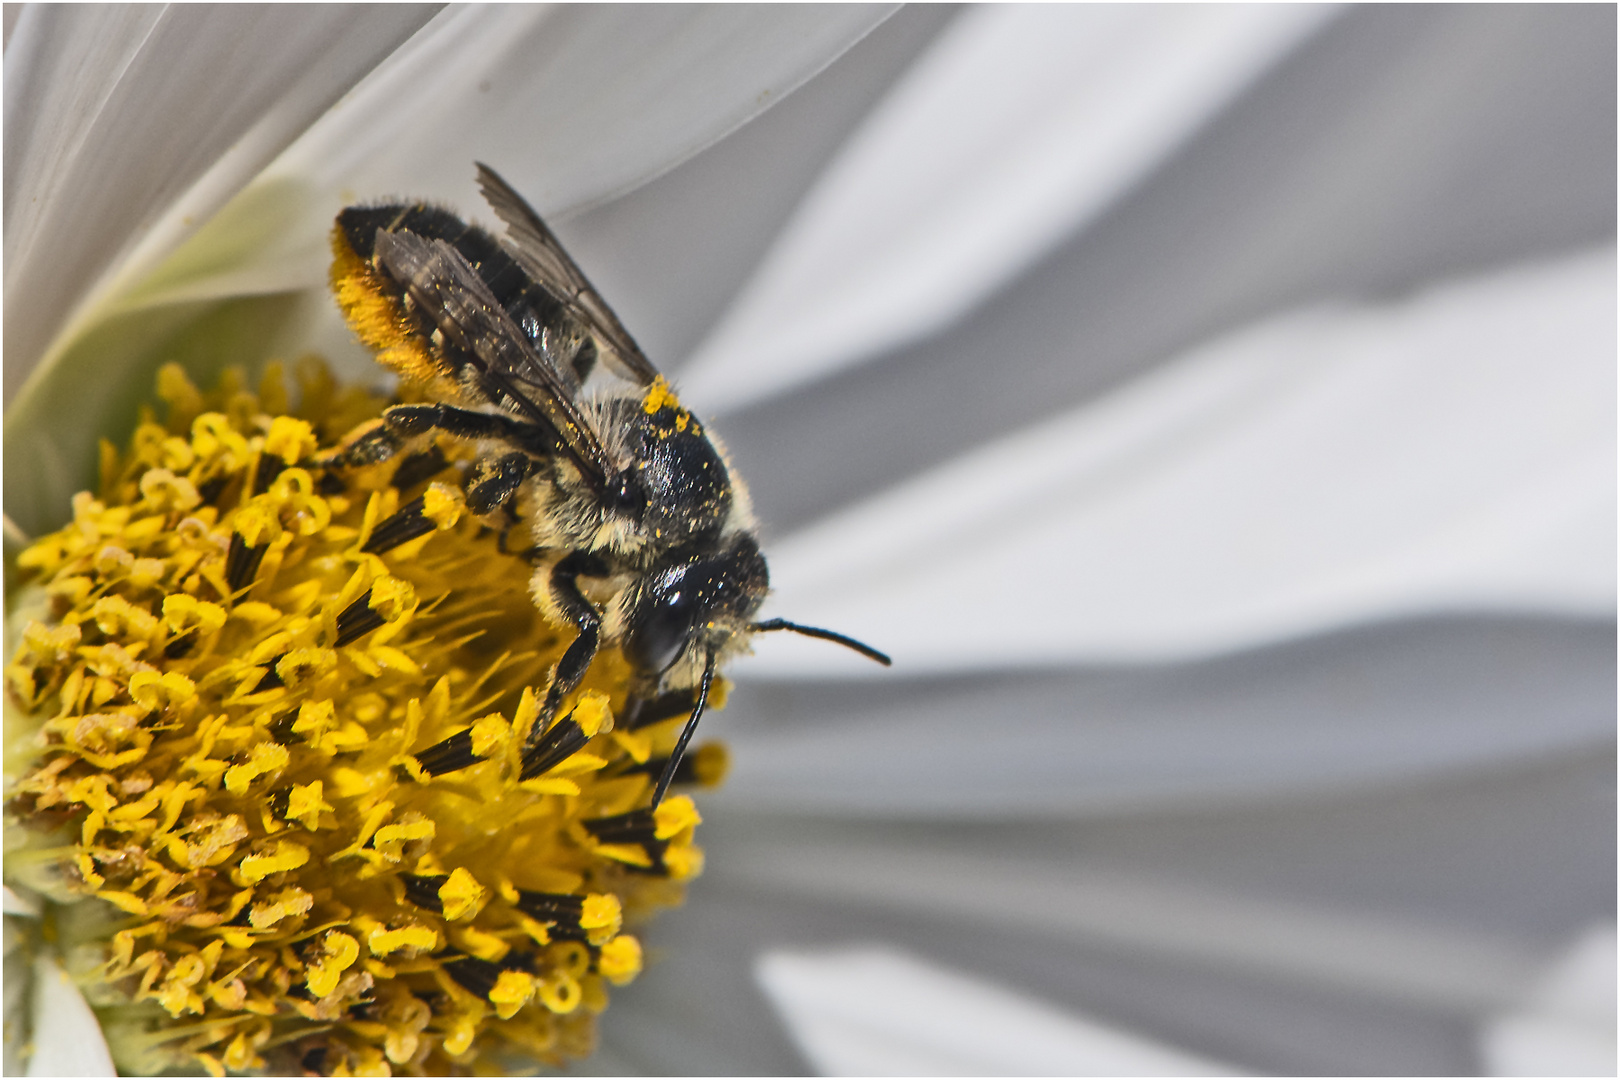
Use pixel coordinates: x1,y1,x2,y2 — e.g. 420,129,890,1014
750,247,1616,675
2,887,40,918
678,5,1335,413
1481,925,1617,1076
3,4,435,402
125,4,898,311
26,949,114,1077
731,843,1543,1015
4,916,32,1076
711,618,1613,816
756,946,1239,1076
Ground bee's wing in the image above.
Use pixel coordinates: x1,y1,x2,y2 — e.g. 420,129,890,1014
373,228,615,488
475,162,662,387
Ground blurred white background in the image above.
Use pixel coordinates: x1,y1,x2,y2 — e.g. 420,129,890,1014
549,7,1616,1075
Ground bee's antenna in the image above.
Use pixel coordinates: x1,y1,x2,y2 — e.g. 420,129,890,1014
651,650,718,809
751,618,892,666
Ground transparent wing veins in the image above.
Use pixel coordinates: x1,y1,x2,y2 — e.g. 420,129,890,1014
475,161,661,386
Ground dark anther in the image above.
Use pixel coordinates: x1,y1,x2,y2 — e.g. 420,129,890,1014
317,471,348,496
163,630,196,659
253,657,287,693
591,810,642,844
442,954,533,999
333,588,385,648
582,809,655,845
268,709,303,744
197,475,231,505
582,810,670,875
513,890,585,921
225,533,270,592
518,713,589,781
625,750,707,788
361,495,435,554
391,445,449,490
621,688,699,732
514,891,590,940
412,729,483,776
400,874,446,913
265,787,292,820
252,455,286,496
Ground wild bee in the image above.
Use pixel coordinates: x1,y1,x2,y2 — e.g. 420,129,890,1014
329,163,888,807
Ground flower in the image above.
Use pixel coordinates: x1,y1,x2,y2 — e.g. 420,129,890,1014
7,359,720,1073
6,4,1615,1078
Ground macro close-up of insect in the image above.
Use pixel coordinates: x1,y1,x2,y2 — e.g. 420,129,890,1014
4,5,1613,1077
327,163,890,806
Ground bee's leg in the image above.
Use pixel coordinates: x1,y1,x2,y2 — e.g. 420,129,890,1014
466,452,532,516
327,419,403,468
650,651,717,808
520,551,608,778
380,402,521,441
360,454,524,554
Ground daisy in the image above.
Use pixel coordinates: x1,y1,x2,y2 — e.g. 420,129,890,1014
6,4,1614,1076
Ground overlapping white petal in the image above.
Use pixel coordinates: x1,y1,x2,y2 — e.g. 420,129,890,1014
121,4,899,312
710,618,1613,817
757,946,1238,1075
752,246,1616,676
3,4,437,403
677,4,1336,413
24,950,114,1077
737,844,1542,1015
3,5,894,538
1480,925,1617,1076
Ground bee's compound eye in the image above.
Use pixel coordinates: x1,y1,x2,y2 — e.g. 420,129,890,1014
624,586,694,675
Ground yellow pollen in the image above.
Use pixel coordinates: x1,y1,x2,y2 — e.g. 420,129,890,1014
437,867,488,921
597,936,643,985
237,839,310,883
641,375,681,415
490,970,536,1019
367,924,438,956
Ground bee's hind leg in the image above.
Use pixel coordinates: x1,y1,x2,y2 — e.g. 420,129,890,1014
519,551,608,779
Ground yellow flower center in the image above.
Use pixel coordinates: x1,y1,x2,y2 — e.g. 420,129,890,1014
6,361,723,1076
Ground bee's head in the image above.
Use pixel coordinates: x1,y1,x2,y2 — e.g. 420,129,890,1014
621,535,768,678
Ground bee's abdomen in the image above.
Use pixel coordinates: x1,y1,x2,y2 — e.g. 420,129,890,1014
337,203,578,364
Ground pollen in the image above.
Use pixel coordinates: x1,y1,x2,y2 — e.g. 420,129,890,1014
5,362,729,1075
641,376,681,416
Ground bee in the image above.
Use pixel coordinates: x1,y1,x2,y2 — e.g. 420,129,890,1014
329,163,889,807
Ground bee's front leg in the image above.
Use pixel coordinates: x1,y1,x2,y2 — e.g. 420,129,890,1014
521,550,608,778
